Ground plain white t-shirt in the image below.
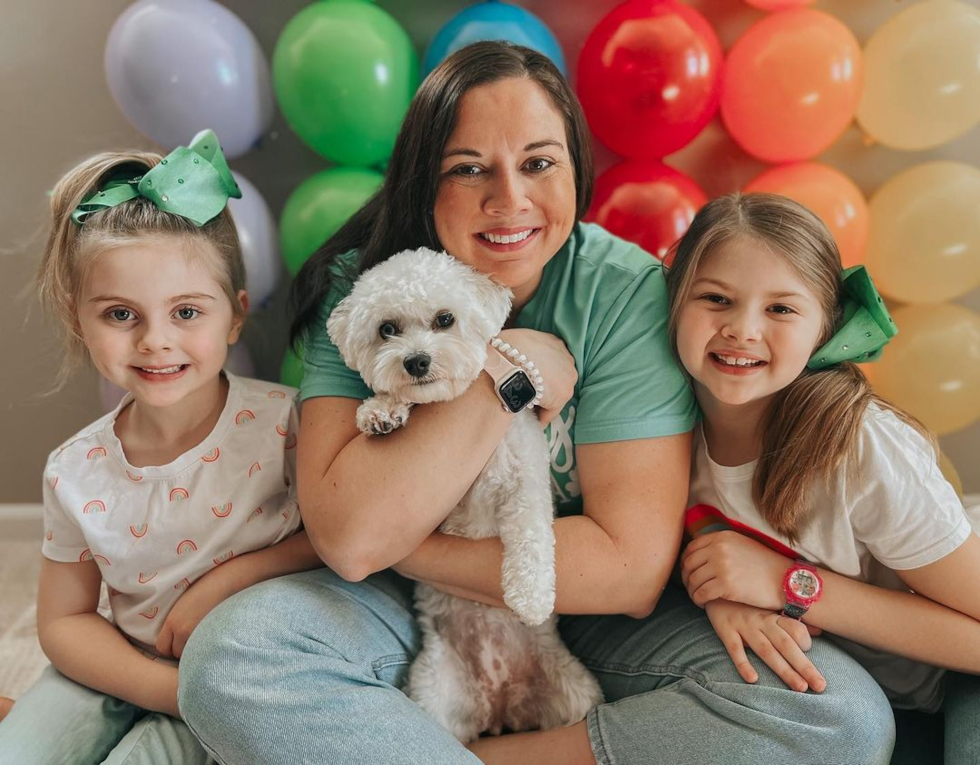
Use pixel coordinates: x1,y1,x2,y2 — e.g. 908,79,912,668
689,403,979,712
42,372,302,651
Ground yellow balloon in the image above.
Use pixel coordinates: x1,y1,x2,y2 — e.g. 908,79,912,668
872,303,980,435
937,451,964,499
857,0,980,150
865,162,980,304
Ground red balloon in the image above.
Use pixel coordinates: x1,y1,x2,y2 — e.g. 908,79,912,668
587,161,708,261
577,0,723,159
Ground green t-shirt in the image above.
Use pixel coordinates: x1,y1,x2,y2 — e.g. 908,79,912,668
300,222,697,515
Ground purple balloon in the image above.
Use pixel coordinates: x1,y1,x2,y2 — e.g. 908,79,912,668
105,0,273,158
229,172,280,312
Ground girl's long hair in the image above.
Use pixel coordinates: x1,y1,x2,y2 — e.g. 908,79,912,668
288,40,594,351
666,193,931,542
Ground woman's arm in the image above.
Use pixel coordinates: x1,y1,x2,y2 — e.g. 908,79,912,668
155,531,324,658
37,558,180,717
683,531,980,674
297,330,577,582
395,432,693,617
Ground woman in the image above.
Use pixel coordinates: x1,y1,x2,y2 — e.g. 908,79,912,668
178,42,895,764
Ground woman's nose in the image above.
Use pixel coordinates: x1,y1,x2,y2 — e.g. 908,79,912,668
484,168,531,217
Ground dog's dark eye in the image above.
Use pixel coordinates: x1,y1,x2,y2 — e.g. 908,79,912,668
379,322,399,339
434,312,455,329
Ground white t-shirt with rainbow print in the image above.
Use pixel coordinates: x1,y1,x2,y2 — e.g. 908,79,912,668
41,372,302,650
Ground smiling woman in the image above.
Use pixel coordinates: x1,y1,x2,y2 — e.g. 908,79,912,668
175,42,896,765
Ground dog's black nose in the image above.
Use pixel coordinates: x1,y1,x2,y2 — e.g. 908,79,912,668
404,353,431,378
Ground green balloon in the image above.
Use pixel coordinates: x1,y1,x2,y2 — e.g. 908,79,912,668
273,1,419,166
280,167,384,276
280,345,305,389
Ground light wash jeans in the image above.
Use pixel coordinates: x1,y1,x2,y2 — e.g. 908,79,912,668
178,569,896,765
0,665,211,765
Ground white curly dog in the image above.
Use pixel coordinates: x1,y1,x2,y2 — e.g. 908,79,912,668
326,247,603,742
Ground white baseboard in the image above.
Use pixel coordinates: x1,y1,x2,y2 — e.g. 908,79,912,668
0,504,42,521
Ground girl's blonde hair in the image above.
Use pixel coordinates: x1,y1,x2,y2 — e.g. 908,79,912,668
666,193,930,542
38,150,246,387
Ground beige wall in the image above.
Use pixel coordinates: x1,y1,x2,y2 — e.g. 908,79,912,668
1,0,976,502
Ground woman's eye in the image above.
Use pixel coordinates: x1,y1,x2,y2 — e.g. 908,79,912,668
525,157,553,173
379,322,399,339
175,307,200,320
434,312,455,329
108,308,134,322
451,164,482,177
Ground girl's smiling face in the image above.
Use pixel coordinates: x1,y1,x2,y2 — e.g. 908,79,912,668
676,237,826,412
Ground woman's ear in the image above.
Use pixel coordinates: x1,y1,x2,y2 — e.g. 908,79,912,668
227,289,248,343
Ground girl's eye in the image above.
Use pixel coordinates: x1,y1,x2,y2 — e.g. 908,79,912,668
769,304,795,315
701,294,729,305
379,322,399,339
175,307,200,320
524,157,553,173
434,312,455,329
108,308,134,322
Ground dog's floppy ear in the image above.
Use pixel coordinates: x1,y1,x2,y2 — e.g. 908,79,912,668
473,274,513,338
325,296,354,363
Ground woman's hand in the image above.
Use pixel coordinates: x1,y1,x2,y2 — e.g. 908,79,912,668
681,531,791,611
497,328,576,425
705,599,827,693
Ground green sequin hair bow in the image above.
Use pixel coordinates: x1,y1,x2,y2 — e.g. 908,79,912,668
71,129,241,227
807,265,897,370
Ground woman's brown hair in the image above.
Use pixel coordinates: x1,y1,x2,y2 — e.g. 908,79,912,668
665,193,931,542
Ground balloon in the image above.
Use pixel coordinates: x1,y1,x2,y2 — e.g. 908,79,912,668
273,1,418,166
864,162,980,304
577,0,722,158
225,342,256,379
105,0,273,158
228,173,280,312
280,168,384,277
721,9,862,163
281,346,305,389
872,303,980,436
857,0,980,151
423,1,565,76
744,163,869,269
587,161,707,262
745,0,815,9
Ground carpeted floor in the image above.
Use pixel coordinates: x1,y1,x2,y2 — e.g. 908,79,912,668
0,518,48,699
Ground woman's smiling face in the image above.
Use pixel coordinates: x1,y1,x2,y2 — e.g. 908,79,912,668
433,77,577,312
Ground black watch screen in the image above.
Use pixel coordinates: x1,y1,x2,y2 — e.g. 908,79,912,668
499,370,537,413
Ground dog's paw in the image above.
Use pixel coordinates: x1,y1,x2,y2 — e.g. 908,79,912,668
356,399,411,436
502,580,555,627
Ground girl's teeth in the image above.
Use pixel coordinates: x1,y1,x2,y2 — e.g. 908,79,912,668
715,354,762,367
481,230,532,244
142,365,182,374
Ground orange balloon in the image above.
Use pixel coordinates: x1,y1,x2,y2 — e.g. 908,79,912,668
721,9,863,163
744,163,869,268
745,0,815,9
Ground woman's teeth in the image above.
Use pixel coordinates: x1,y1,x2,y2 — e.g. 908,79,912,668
140,365,184,374
481,230,533,244
712,354,763,367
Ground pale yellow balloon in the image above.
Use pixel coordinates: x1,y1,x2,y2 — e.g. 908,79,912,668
864,162,980,304
857,0,980,150
937,451,964,499
872,303,980,435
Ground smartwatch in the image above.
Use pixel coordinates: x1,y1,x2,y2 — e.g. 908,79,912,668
782,560,823,620
483,346,538,413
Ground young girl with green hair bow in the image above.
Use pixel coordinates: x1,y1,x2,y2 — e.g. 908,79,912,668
666,192,980,764
0,131,321,764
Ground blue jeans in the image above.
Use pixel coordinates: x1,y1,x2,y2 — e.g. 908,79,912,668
0,665,211,765
178,568,895,764
891,672,980,765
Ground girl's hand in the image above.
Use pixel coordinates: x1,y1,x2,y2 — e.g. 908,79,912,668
156,568,238,659
681,530,791,611
496,328,576,426
704,599,827,693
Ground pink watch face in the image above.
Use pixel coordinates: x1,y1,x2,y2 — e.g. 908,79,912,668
787,568,821,601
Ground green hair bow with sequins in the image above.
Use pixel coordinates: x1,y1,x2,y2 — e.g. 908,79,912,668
71,129,241,227
807,265,898,370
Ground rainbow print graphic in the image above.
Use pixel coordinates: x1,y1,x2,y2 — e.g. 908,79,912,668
176,539,198,555
276,422,289,437
86,446,107,460
211,503,233,518
174,578,191,591
126,470,143,482
45,530,53,541
282,510,291,521
201,447,220,463
247,507,263,523
212,551,235,566
82,500,106,514
169,487,190,502
267,390,287,399
108,587,121,597
92,554,111,567
248,461,261,478
284,433,297,450
138,571,157,584
235,409,256,426
48,475,58,490
79,548,93,562
130,523,148,538
139,606,159,619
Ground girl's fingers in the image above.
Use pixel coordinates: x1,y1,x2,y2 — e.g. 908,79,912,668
744,632,809,693
776,616,813,651
155,626,174,659
680,546,711,585
766,621,827,693
718,629,759,684
690,580,721,606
